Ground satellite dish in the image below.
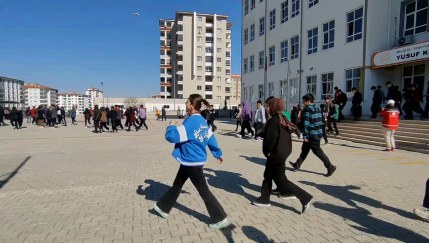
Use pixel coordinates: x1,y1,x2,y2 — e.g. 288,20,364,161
133,12,140,16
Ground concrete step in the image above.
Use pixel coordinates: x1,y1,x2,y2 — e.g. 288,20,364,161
337,128,429,144
338,124,429,135
337,126,429,140
339,120,429,129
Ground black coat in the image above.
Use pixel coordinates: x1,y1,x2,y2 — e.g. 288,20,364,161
263,115,292,162
352,92,363,106
338,93,348,106
372,90,382,104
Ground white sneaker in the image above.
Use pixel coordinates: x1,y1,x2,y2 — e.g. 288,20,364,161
414,208,429,221
235,134,242,138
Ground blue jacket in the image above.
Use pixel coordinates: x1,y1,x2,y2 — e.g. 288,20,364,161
165,113,222,166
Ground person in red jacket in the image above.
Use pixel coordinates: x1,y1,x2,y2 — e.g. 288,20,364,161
379,99,400,151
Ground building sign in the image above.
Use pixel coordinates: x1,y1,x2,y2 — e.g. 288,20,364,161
372,41,429,69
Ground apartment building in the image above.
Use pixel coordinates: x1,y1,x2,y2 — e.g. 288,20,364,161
159,12,235,105
231,74,242,101
0,76,24,107
23,83,58,107
242,0,429,115
85,88,103,108
58,92,90,114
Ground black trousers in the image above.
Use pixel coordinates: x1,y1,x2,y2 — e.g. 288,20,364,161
370,103,381,118
260,159,312,204
424,178,429,209
327,118,339,135
295,140,333,170
139,117,148,129
85,118,91,126
240,120,254,137
208,119,217,132
127,121,138,131
111,119,117,131
161,114,167,121
321,123,328,143
71,116,76,124
235,119,241,130
156,165,227,223
339,105,345,121
100,122,109,131
115,119,124,130
94,120,100,132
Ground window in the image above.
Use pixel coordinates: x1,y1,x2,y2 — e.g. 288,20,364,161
206,37,213,43
251,0,256,10
244,58,249,73
270,9,276,30
197,46,202,52
289,78,299,102
226,51,231,57
403,0,428,36
259,50,265,69
197,27,202,34
217,38,222,44
198,16,203,22
244,28,249,44
197,76,202,81
323,20,335,50
258,85,264,99
243,87,248,100
205,95,212,99
225,87,231,93
206,47,213,53
197,56,202,61
217,67,222,72
281,40,288,62
250,55,255,72
307,27,318,54
306,76,317,97
197,66,202,71
217,28,222,34
345,68,361,92
291,35,299,60
249,85,255,101
197,36,202,42
269,46,276,66
259,17,265,36
244,0,249,15
217,86,222,91
226,60,231,66
217,57,222,62
347,7,363,42
217,48,222,53
206,56,213,62
292,0,300,18
308,0,319,8
268,82,275,96
206,66,213,72
197,85,202,90
217,77,222,82
279,80,287,98
321,72,334,100
403,64,425,90
281,1,289,23
250,24,255,41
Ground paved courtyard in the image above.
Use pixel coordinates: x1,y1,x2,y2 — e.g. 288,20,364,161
0,118,428,243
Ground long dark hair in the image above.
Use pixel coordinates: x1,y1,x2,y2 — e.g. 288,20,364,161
188,94,210,112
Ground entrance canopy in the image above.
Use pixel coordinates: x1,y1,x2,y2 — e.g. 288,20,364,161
372,41,429,69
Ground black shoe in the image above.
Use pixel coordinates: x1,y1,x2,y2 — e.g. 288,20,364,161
301,199,312,214
278,193,297,200
325,165,337,177
271,188,280,195
252,197,271,207
289,161,300,171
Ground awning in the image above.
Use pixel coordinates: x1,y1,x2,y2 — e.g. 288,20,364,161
372,41,429,69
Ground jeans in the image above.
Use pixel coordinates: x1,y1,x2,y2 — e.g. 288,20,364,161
139,117,148,129
115,119,124,130
85,118,91,126
327,118,339,135
295,139,334,170
383,127,395,149
156,165,227,223
260,159,313,205
240,120,254,137
94,120,100,132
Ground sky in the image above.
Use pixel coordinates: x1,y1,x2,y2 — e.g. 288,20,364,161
0,0,242,97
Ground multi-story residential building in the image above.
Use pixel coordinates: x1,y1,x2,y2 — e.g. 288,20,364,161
0,76,24,107
242,0,429,115
58,92,90,114
159,12,233,105
231,74,242,101
23,83,58,108
85,88,103,108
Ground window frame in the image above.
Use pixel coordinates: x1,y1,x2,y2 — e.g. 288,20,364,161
269,46,276,66
270,9,276,30
280,40,288,62
321,72,334,100
345,67,361,92
290,35,299,60
323,20,335,50
258,50,265,69
281,1,289,24
250,23,255,41
402,0,429,36
250,55,255,72
346,7,364,43
259,17,265,36
308,0,319,8
306,75,317,97
292,0,300,18
307,27,318,54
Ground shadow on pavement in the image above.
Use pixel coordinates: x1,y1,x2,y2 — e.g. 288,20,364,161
300,181,427,242
239,155,266,166
136,179,211,224
285,167,325,176
204,168,301,214
0,156,31,190
242,226,274,243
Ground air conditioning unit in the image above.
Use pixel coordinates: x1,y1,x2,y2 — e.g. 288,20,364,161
397,35,415,46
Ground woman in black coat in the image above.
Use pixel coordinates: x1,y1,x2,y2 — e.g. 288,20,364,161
252,97,313,214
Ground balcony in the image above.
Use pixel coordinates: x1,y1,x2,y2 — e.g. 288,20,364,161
205,91,213,95
160,91,171,96
177,40,183,46
205,22,213,28
176,50,183,55
177,60,183,65
160,82,172,87
177,70,183,75
160,45,171,50
161,73,172,78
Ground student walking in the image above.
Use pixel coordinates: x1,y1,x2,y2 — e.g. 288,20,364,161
252,98,313,213
319,103,329,144
327,100,340,136
83,108,92,127
70,106,77,125
125,107,139,132
414,178,429,221
92,105,101,133
115,106,124,130
108,106,118,132
237,101,254,138
289,94,337,177
234,104,242,131
152,94,229,230
379,100,400,151
351,87,363,121
138,105,149,130
370,86,382,118
253,100,266,141
99,107,110,132
161,107,167,121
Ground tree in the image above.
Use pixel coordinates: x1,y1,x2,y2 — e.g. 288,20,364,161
123,97,139,107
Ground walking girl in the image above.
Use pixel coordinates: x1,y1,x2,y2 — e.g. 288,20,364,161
253,97,313,213
152,94,229,230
